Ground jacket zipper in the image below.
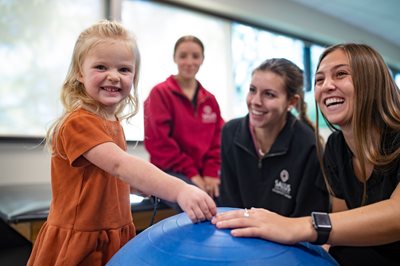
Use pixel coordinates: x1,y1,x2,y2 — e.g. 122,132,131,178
194,94,209,118
258,151,286,169
237,142,286,169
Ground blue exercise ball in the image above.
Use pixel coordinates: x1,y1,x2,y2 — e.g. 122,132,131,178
107,207,338,265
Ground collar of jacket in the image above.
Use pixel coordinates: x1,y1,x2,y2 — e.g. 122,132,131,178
234,112,297,158
167,75,209,103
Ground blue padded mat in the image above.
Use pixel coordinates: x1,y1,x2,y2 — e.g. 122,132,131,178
107,207,338,265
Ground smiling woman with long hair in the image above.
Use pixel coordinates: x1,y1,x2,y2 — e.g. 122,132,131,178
212,43,400,266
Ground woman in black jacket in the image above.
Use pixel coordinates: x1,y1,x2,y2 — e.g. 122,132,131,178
219,58,329,217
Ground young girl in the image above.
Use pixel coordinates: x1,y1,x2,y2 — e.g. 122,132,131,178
219,58,329,217
27,20,216,266
212,43,400,265
144,36,224,207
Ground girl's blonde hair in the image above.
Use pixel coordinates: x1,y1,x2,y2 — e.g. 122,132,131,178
315,43,400,205
46,20,141,153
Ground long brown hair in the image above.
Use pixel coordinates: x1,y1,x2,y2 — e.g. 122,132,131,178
315,43,400,205
45,20,141,154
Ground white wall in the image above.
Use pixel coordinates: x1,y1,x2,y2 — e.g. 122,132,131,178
0,142,51,184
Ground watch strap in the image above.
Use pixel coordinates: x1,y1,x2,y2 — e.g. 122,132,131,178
311,212,332,245
311,228,330,245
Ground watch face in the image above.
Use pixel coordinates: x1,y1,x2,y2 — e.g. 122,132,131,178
313,212,332,229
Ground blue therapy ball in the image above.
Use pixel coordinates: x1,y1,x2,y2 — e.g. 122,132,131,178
107,207,338,265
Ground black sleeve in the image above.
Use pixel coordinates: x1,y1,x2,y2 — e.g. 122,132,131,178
218,123,243,208
323,132,345,199
292,146,330,217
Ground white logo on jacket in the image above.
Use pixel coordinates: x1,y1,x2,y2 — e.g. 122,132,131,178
272,169,292,199
201,105,217,123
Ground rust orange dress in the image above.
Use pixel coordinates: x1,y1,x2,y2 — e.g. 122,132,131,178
28,108,136,266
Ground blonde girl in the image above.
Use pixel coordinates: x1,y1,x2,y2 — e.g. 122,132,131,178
28,20,216,266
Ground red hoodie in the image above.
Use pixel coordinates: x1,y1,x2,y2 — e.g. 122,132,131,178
144,75,224,179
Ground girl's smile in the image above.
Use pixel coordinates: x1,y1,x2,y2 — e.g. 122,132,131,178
78,40,135,116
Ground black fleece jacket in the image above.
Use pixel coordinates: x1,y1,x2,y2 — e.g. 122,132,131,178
219,113,329,217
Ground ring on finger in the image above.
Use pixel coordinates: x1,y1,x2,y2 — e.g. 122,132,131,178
243,208,250,218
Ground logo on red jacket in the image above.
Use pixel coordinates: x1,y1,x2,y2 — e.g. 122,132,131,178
201,105,217,123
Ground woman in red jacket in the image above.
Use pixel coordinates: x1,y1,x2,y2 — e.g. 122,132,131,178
144,36,224,210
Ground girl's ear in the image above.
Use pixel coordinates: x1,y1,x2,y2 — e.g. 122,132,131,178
76,71,84,83
288,94,300,111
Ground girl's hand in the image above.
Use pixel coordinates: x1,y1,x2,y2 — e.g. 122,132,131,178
204,176,220,198
176,184,217,223
211,208,312,245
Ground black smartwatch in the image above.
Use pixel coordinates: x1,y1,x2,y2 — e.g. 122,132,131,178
311,212,332,245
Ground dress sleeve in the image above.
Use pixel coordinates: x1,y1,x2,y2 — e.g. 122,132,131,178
59,112,114,167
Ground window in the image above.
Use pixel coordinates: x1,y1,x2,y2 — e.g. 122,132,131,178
395,72,400,89
309,44,327,128
0,0,103,138
121,0,232,135
231,22,304,117
2,0,397,140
